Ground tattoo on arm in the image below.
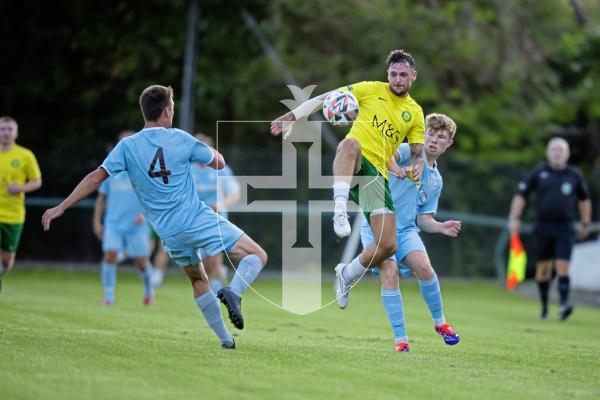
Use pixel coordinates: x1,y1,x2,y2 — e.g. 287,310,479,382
314,92,333,110
409,143,424,160
281,112,296,122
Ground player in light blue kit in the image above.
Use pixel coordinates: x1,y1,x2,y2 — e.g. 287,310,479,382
43,85,267,349
151,133,241,291
338,113,461,352
92,130,154,306
191,133,241,293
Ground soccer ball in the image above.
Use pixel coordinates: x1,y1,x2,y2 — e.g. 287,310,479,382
322,91,359,127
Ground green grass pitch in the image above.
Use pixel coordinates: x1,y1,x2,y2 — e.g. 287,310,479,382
1,268,599,400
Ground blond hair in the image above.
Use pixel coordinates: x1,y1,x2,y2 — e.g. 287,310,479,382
425,113,456,138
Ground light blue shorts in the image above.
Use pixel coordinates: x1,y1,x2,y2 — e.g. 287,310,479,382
360,225,425,277
102,228,151,258
162,208,244,267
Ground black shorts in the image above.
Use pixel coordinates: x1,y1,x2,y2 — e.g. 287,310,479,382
533,222,575,261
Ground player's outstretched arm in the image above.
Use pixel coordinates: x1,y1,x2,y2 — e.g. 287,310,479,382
270,92,332,139
42,168,109,231
417,214,461,237
270,112,296,139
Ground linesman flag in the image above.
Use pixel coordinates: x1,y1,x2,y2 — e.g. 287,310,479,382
506,233,527,290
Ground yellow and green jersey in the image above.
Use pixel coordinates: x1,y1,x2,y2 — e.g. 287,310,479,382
339,81,424,179
0,144,41,223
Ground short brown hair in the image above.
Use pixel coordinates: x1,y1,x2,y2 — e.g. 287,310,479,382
386,50,416,70
425,113,457,138
139,85,173,121
0,116,18,128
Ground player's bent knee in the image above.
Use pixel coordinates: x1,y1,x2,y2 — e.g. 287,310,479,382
104,251,118,264
248,246,267,267
416,265,434,281
378,240,397,259
245,242,268,266
257,249,268,267
338,138,361,156
379,264,399,288
412,257,433,278
134,258,148,269
183,266,208,283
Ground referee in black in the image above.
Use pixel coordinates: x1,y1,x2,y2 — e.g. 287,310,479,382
508,137,591,320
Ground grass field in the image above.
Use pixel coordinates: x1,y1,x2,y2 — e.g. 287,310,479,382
1,268,599,400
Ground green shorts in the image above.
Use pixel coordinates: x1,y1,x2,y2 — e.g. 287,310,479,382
150,229,160,241
349,156,395,223
0,223,24,253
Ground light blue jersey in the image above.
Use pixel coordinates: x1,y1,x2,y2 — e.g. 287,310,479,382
191,164,240,218
361,143,443,274
100,127,244,266
100,128,216,238
98,172,147,233
361,143,443,233
391,143,443,230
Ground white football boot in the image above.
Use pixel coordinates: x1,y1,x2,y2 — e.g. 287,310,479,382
334,263,352,309
333,203,351,238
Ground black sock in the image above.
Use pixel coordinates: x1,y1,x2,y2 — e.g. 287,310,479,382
538,281,550,310
558,276,570,307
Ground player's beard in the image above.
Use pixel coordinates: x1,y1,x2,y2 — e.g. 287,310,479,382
390,84,408,97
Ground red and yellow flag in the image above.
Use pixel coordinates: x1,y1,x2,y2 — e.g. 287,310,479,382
506,233,527,291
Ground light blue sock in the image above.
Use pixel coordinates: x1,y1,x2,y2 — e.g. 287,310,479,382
210,279,225,294
101,262,117,303
140,263,154,298
195,291,233,344
229,254,263,297
418,274,445,325
381,288,407,343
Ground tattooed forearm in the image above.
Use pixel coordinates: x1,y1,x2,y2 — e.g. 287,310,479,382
409,143,424,160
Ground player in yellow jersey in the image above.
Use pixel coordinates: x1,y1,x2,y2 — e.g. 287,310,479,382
271,50,425,307
0,116,42,293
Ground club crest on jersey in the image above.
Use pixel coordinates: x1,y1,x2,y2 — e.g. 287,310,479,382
417,184,428,204
401,111,412,122
540,171,549,179
561,182,573,196
10,159,20,168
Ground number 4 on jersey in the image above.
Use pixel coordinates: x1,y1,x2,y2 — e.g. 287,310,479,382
148,147,172,184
